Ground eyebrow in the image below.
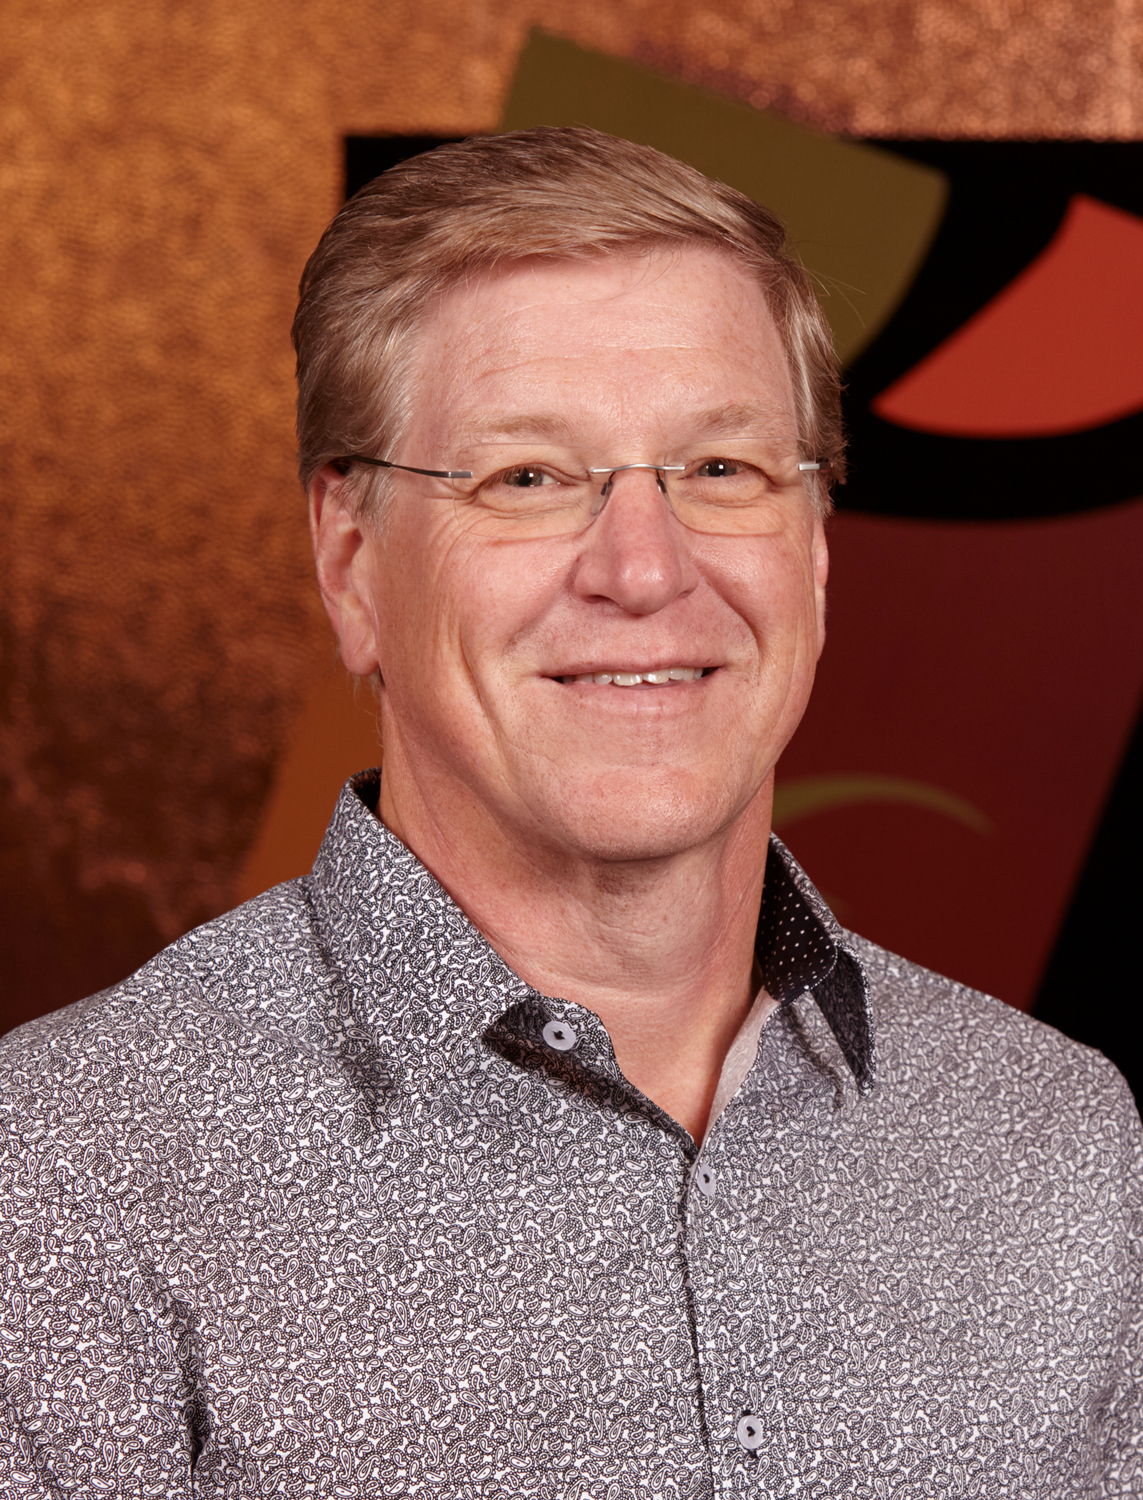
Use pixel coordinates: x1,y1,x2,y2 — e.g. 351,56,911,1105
455,403,794,446
456,412,579,444
679,403,796,438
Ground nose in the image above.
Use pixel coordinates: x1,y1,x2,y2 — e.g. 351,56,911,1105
571,465,701,616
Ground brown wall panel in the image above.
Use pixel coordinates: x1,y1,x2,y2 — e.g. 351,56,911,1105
2,0,1141,1026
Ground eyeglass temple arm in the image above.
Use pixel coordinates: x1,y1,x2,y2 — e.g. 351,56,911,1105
340,455,474,480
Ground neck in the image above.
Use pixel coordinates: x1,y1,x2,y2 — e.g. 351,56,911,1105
377,745,773,1143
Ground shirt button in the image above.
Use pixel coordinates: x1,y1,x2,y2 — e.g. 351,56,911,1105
736,1413,763,1451
542,1018,578,1051
695,1164,717,1198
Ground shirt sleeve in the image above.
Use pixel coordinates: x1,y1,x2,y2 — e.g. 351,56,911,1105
0,1098,197,1495
1100,1066,1143,1495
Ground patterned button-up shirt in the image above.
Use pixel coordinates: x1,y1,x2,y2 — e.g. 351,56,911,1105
1,770,1140,1497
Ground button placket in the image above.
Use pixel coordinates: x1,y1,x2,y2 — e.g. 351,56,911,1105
683,1148,792,1494
686,1152,743,1493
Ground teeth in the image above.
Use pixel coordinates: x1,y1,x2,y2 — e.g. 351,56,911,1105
568,667,704,686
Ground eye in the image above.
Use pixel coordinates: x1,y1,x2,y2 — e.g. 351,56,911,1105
499,465,559,488
694,458,747,479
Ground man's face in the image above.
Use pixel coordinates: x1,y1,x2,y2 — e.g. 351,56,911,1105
338,247,828,867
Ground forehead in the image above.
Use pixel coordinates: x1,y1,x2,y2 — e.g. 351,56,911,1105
407,246,797,447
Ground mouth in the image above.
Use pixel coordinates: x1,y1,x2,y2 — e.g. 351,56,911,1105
556,666,713,688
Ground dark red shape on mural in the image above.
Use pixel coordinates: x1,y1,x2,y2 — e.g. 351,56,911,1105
777,498,1143,1011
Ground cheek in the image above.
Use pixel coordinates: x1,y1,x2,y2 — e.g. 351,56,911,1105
367,516,461,684
372,520,566,697
703,532,822,667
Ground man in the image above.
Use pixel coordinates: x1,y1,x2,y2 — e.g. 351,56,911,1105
1,128,1139,1497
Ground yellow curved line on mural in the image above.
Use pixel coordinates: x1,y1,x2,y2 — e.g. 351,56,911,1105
772,775,992,836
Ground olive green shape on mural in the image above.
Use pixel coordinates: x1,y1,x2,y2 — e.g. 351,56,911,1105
772,775,993,835
500,30,948,366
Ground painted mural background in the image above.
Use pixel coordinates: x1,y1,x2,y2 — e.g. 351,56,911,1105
2,3,1140,1093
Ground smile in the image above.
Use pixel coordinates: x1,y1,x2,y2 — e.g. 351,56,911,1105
558,667,710,687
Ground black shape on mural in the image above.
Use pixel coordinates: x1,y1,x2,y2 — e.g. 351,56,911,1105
843,141,1143,522
1033,702,1142,1106
345,136,467,202
844,142,1142,1099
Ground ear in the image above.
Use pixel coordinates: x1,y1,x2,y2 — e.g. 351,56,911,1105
308,464,383,677
812,514,830,658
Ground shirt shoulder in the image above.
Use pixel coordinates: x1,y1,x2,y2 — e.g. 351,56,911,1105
0,877,337,1149
846,930,1140,1139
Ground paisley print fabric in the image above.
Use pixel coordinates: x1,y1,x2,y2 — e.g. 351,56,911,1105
1,769,1140,1496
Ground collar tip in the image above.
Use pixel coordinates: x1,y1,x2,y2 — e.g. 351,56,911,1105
850,1056,876,1095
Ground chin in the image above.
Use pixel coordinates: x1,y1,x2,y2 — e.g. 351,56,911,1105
525,768,759,865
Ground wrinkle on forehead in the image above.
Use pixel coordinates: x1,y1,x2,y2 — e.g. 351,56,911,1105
454,243,692,316
407,246,797,461
431,247,772,354
452,402,799,449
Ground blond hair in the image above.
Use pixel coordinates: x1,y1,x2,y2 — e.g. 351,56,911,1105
293,127,844,516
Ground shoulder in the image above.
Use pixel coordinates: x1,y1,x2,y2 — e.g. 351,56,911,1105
848,931,1140,1151
0,877,333,1148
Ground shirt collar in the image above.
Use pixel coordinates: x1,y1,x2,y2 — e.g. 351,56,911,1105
309,770,875,1096
756,830,875,1094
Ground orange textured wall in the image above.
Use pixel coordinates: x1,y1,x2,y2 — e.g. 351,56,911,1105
2,0,1141,1022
